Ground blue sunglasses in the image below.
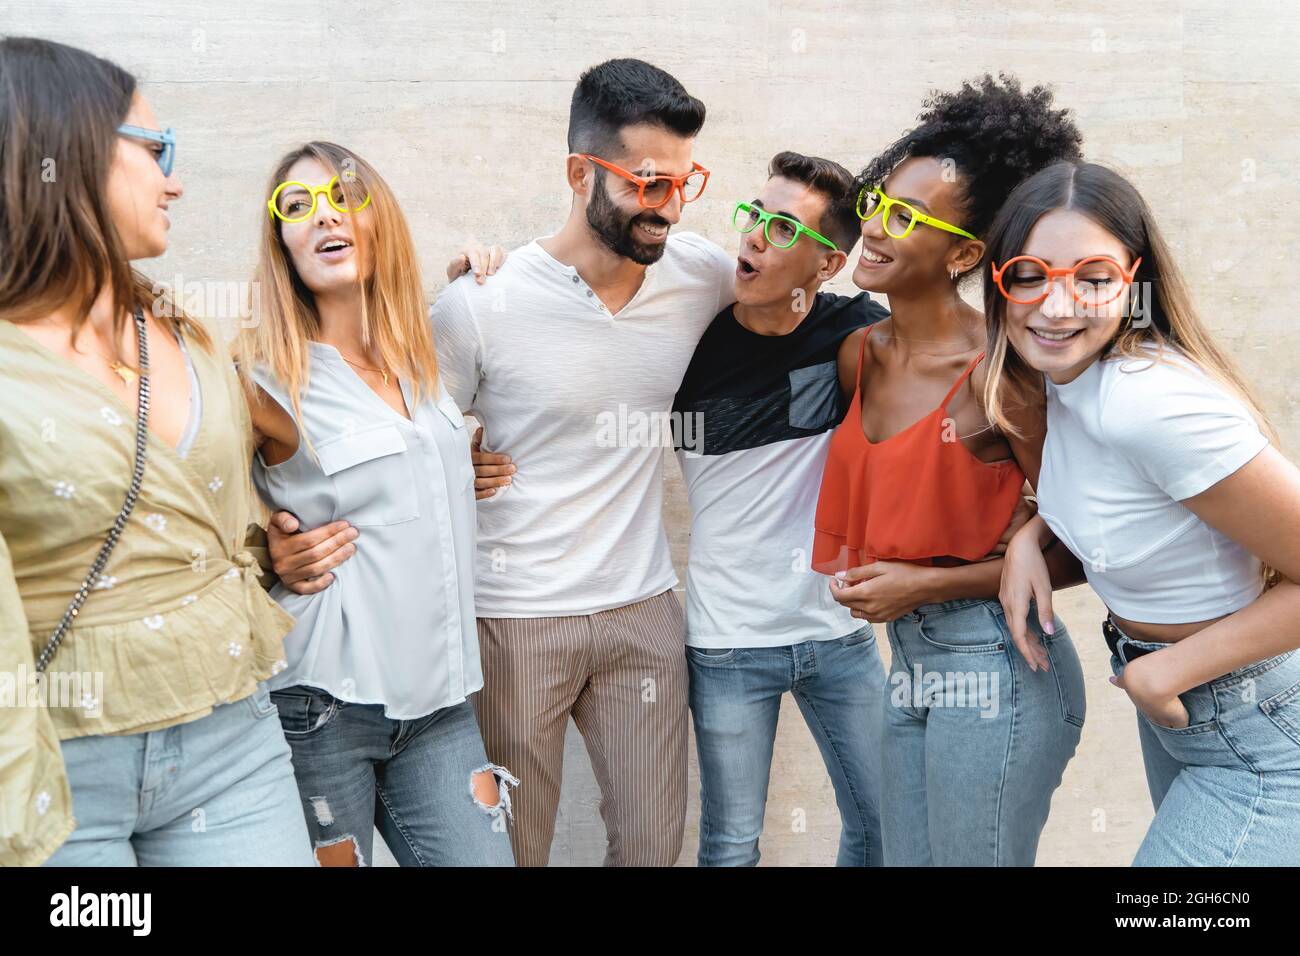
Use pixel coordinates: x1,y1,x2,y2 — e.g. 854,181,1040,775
117,124,176,177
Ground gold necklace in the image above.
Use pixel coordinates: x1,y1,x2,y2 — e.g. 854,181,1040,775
107,357,141,385
74,324,142,385
88,347,141,385
340,353,391,387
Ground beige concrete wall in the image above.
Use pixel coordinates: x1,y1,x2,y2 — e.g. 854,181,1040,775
7,0,1297,865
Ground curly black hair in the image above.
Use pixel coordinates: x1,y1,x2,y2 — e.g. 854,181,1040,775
856,73,1083,242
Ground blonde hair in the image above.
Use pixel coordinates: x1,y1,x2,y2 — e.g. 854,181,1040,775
236,142,437,431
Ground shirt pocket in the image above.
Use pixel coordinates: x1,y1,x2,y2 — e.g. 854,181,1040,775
317,423,421,526
788,361,840,431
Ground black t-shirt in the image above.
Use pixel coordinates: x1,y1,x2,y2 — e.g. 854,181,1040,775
673,290,889,456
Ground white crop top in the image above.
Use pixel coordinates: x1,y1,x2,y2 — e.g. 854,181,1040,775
1037,346,1268,624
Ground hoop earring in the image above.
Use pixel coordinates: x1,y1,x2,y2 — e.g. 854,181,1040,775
949,268,959,280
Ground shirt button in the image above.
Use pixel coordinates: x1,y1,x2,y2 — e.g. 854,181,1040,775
586,290,594,297
571,275,580,283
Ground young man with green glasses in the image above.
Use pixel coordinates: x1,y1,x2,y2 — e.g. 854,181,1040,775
671,151,890,866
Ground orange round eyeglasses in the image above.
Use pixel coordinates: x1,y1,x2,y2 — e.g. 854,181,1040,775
991,255,1142,306
580,154,710,209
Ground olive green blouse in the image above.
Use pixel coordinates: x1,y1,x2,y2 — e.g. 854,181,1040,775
0,319,293,865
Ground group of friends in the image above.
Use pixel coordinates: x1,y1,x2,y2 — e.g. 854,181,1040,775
2,37,1300,868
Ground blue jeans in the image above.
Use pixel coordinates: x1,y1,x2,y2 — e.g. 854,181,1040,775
271,686,516,866
882,597,1085,866
688,626,886,866
1108,623,1300,865
45,682,314,866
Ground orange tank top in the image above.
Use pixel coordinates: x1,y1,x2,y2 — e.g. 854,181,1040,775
811,323,1025,575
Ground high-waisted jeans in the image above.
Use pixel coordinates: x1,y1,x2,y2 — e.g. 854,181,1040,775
881,597,1085,866
45,682,314,866
1108,619,1300,865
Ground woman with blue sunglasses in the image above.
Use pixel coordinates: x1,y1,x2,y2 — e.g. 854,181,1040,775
0,36,313,866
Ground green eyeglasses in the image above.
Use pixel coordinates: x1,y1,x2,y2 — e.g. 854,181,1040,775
732,201,838,251
855,186,978,241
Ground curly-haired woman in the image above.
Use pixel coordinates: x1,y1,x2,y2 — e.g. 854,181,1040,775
811,75,1089,865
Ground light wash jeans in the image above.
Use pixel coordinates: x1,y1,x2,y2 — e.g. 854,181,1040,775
1108,621,1300,865
271,685,516,866
45,682,314,866
688,626,886,866
881,597,1085,866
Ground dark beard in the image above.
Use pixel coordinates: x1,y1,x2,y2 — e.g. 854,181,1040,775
586,173,670,265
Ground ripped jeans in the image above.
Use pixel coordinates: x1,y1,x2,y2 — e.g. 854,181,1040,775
270,686,516,866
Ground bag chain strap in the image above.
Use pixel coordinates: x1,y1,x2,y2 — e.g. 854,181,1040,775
35,308,150,673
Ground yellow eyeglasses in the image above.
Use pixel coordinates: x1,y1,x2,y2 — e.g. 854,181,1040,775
855,186,978,241
268,175,372,223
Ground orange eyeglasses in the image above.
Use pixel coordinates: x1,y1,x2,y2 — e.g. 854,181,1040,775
991,255,1142,307
580,154,710,209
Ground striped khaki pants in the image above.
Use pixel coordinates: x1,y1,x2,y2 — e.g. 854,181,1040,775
473,588,689,866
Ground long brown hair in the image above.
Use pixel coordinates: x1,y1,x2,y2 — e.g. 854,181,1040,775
981,161,1276,446
0,36,206,355
238,142,438,429
982,161,1280,588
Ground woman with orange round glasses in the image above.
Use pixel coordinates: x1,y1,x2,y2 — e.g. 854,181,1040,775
987,161,1300,865
810,74,1089,866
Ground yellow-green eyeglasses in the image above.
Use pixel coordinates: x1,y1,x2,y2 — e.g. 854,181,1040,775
268,175,372,223
855,186,978,241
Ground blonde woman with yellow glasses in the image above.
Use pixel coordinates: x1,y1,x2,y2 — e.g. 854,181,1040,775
238,142,516,867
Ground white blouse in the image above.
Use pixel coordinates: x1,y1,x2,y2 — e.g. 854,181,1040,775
1037,345,1268,624
251,343,480,719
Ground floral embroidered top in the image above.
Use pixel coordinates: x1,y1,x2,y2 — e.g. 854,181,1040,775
0,318,294,865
